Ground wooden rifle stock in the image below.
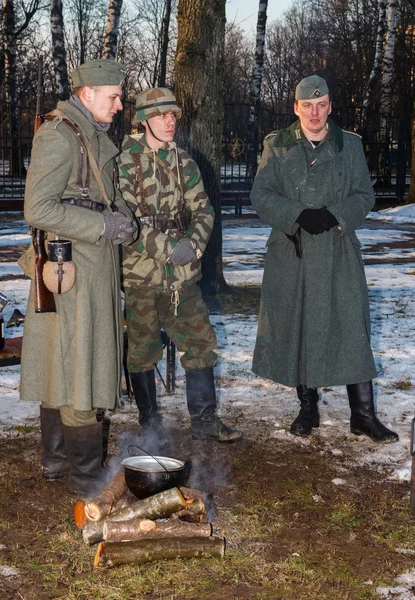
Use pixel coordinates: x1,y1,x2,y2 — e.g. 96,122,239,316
32,55,56,313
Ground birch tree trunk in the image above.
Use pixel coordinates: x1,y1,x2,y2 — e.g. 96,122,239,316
364,0,387,109
378,0,400,185
247,0,268,182
174,0,227,295
50,0,70,100
103,0,123,60
158,0,172,86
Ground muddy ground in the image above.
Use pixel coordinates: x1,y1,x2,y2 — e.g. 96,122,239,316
0,411,414,600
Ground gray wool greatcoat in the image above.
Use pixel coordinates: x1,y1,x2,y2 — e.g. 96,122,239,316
19,101,125,410
251,118,378,389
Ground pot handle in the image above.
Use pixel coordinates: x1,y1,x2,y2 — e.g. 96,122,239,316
127,444,170,474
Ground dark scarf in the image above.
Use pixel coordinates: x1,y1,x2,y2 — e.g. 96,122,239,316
69,94,111,133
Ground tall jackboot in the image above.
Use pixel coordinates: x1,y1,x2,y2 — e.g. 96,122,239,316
129,370,170,451
186,367,242,443
290,385,320,437
63,422,108,498
40,406,68,480
347,381,398,443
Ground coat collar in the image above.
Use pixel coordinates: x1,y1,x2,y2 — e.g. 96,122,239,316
269,118,344,152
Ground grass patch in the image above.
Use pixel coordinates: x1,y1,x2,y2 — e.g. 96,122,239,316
393,378,412,390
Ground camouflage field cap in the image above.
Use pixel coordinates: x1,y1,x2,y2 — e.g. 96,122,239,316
71,59,126,87
133,87,182,122
295,75,329,100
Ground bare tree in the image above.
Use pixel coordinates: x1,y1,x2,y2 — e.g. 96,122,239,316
174,0,227,294
103,0,123,59
2,0,46,175
50,0,69,99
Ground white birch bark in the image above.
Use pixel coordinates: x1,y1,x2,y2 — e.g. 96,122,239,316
363,0,387,108
50,0,70,99
378,0,400,183
103,0,123,60
248,0,268,179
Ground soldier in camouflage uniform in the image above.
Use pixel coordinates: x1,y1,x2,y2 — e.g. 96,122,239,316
118,87,242,447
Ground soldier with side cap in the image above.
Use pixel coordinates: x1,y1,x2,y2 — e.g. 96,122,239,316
19,59,137,497
118,87,242,449
251,75,398,444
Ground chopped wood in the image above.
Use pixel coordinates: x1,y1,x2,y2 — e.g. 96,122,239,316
103,486,187,522
82,520,105,546
103,518,156,542
82,487,187,546
84,468,128,522
73,499,88,529
103,517,212,543
95,536,225,568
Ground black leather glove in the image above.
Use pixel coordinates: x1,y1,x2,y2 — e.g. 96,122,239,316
169,239,197,266
102,211,136,245
321,207,339,230
296,208,326,235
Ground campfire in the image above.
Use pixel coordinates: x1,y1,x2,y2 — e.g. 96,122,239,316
74,464,225,568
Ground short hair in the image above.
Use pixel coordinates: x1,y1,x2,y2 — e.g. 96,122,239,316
73,86,100,98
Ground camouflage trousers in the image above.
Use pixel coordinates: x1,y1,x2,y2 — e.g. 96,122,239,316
125,283,218,372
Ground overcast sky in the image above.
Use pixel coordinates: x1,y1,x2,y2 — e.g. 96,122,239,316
226,0,293,34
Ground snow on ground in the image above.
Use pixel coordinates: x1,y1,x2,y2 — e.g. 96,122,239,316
1,207,415,597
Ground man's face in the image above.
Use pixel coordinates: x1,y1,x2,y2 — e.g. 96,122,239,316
143,111,177,147
294,94,332,139
86,85,123,123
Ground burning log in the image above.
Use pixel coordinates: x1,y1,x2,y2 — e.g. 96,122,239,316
175,498,207,522
82,487,187,545
103,517,212,543
180,486,212,504
74,500,88,529
84,468,128,522
94,536,225,568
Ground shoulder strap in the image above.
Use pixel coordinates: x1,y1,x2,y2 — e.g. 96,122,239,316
60,116,112,208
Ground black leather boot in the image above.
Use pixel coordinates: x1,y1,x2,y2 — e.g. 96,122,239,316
347,381,399,443
40,406,68,480
186,367,242,443
63,422,108,498
290,385,320,436
129,370,170,451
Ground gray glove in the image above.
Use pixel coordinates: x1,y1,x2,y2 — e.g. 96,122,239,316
169,239,197,266
102,210,136,245
113,203,139,241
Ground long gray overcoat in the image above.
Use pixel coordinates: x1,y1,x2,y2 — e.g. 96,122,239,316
251,119,378,388
19,101,124,410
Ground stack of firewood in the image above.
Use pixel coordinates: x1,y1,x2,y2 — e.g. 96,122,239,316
74,468,225,568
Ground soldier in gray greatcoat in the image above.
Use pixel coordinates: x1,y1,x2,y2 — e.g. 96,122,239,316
251,75,398,443
19,60,137,497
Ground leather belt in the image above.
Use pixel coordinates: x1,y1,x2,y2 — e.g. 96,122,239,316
61,197,106,212
139,216,177,231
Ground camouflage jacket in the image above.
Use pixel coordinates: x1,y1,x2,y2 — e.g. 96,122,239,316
118,133,214,292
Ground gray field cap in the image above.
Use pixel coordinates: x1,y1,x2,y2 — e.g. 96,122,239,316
71,59,126,87
295,75,329,100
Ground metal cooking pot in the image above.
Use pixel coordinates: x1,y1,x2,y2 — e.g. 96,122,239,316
122,454,190,499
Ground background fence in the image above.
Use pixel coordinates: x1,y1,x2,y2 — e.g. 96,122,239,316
0,100,411,205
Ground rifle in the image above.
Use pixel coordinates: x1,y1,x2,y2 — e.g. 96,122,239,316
31,55,56,313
